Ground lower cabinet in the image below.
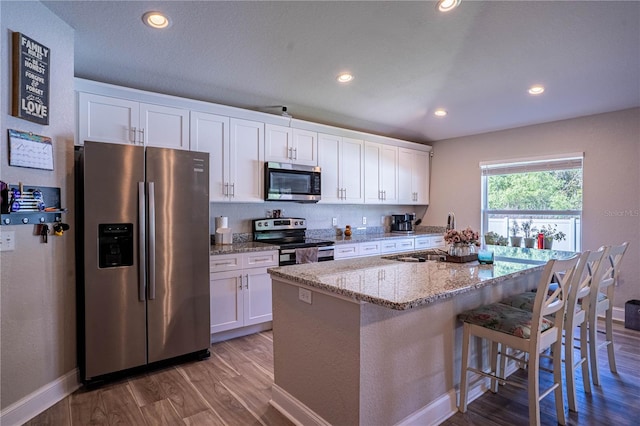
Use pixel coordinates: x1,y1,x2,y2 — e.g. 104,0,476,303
380,238,415,254
210,251,278,334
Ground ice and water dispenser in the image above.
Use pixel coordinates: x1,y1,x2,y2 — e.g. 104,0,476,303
98,223,134,268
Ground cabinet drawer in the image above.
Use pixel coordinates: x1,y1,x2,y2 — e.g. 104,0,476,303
414,237,431,249
210,253,243,272
334,244,359,259
381,238,415,254
359,241,381,257
430,236,445,247
244,251,278,268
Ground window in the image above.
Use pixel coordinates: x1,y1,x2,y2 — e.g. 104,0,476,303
480,153,583,252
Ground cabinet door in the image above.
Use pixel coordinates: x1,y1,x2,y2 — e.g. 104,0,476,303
334,244,360,259
364,142,382,204
265,124,293,163
191,112,230,202
243,267,273,326
210,270,243,334
379,144,398,204
359,241,381,257
78,92,139,145
341,137,364,203
414,236,431,250
292,128,318,166
398,148,415,204
413,150,430,205
318,133,342,203
381,238,414,254
140,103,190,150
229,118,264,202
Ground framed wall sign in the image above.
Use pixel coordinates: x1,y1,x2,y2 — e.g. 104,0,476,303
12,32,50,125
8,129,54,171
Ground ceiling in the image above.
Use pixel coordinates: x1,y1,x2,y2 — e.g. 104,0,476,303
42,0,640,143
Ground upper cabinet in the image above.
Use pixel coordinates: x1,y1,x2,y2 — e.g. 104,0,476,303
318,134,364,204
78,92,189,150
191,112,264,202
398,148,430,204
364,142,398,204
265,124,318,166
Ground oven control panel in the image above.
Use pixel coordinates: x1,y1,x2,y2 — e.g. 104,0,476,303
253,218,306,231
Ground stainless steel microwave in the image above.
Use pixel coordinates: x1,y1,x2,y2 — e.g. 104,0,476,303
264,162,321,203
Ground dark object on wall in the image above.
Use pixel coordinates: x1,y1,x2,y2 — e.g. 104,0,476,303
625,300,640,331
12,32,50,125
0,184,62,225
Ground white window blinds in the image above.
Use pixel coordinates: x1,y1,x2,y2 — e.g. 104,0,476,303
480,153,584,176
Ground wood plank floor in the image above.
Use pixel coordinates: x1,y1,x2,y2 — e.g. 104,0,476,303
25,322,640,425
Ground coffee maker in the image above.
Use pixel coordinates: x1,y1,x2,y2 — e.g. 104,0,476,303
391,213,416,233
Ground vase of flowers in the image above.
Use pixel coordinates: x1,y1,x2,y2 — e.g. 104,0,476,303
539,224,566,249
509,220,522,247
521,219,537,248
445,227,480,256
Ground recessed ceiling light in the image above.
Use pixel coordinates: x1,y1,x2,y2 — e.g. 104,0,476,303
436,0,462,12
336,73,354,83
142,11,171,29
434,109,448,117
528,85,545,95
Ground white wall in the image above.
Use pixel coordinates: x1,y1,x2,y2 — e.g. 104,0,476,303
425,108,640,310
1,0,77,412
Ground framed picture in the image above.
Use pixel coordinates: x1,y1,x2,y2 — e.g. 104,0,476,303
12,32,50,125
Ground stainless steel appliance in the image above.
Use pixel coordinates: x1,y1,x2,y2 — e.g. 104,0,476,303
391,213,416,234
75,142,210,384
264,162,321,203
253,218,334,265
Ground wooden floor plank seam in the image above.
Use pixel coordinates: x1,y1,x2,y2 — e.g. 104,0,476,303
174,365,228,425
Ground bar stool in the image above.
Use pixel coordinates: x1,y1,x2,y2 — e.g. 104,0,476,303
500,249,606,412
588,242,629,386
457,255,580,426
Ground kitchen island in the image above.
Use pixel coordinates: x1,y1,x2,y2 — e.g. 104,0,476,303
267,247,574,426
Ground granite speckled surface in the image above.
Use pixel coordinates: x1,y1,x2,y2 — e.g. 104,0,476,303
268,247,576,310
210,241,278,255
331,231,441,245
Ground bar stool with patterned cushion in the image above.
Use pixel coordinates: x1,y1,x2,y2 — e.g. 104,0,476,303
588,242,629,386
457,255,580,426
500,248,606,412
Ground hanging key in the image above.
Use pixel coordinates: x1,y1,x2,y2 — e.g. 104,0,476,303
40,224,49,243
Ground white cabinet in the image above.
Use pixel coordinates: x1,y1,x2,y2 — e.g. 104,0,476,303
210,251,278,334
399,148,430,204
265,124,318,166
334,243,361,260
381,238,415,254
78,92,189,150
430,235,445,248
364,142,398,204
193,113,264,202
318,133,364,203
414,235,446,250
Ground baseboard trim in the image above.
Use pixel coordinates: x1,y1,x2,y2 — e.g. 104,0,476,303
271,373,496,426
612,306,624,324
0,368,80,426
211,322,272,343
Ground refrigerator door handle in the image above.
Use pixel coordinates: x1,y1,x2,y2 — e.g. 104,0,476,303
138,182,146,302
148,181,157,300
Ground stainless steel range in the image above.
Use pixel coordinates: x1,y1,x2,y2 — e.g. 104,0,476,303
253,218,335,265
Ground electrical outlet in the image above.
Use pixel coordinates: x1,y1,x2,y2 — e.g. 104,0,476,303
332,217,337,226
0,231,16,252
299,287,312,304
362,216,367,225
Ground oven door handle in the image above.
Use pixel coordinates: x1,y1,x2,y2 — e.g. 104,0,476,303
318,245,335,252
280,249,296,255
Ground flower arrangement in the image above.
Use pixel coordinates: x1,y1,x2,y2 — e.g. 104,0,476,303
539,224,566,241
521,219,535,238
445,226,480,246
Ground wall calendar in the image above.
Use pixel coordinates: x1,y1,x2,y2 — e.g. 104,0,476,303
8,129,54,170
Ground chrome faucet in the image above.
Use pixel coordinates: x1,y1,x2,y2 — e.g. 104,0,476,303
446,212,456,231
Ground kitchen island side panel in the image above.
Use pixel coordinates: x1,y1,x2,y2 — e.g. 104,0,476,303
272,267,541,425
272,280,362,426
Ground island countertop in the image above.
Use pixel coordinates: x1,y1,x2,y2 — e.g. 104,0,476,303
268,246,575,310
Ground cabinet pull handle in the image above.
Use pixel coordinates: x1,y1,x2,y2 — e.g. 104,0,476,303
230,183,235,197
288,147,292,159
138,128,145,144
293,147,297,159
245,274,249,289
213,261,235,266
130,127,137,143
224,183,229,196
239,275,243,289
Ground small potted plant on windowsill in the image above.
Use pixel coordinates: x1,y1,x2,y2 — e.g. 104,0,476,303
539,224,566,249
509,220,522,247
521,219,536,248
484,231,500,245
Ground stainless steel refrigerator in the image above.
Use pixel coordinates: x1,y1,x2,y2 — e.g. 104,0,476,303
75,141,210,383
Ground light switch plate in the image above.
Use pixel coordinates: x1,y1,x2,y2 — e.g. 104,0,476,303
299,287,312,304
0,231,16,251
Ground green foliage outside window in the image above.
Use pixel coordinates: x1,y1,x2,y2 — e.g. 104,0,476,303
487,170,582,210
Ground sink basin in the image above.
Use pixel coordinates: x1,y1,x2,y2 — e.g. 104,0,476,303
383,249,448,262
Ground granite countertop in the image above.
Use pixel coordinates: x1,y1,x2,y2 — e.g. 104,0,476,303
268,247,576,310
210,241,278,256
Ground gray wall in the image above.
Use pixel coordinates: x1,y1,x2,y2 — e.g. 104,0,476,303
424,108,640,310
0,1,76,410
